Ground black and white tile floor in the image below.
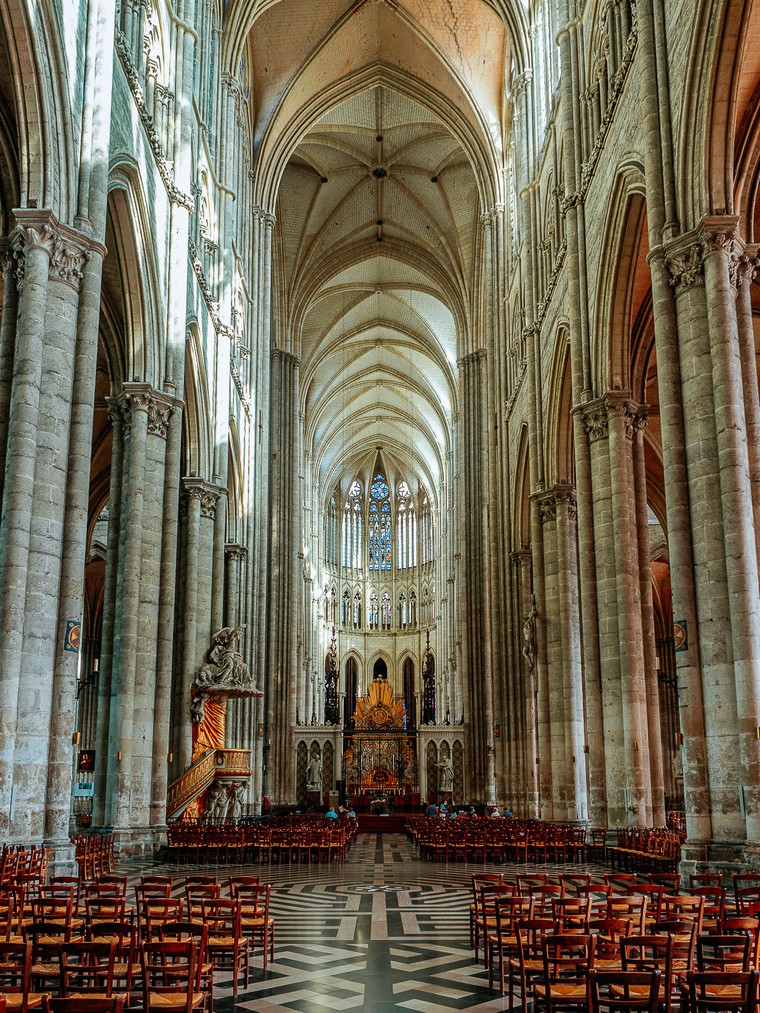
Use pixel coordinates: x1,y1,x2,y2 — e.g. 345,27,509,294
122,832,604,1012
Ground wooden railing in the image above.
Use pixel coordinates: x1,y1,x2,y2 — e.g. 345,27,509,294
166,748,252,820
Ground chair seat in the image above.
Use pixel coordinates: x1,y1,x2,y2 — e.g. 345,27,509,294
32,962,60,976
66,993,129,1002
611,982,668,1000
486,933,517,948
241,917,273,929
508,958,542,972
147,992,205,1009
2,994,47,1010
534,982,587,999
208,935,246,947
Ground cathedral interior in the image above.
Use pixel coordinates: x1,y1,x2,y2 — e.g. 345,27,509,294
0,0,759,885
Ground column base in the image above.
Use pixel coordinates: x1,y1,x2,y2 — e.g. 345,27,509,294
680,839,760,885
106,826,167,859
43,839,77,877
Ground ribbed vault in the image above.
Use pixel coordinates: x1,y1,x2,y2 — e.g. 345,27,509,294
253,1,512,511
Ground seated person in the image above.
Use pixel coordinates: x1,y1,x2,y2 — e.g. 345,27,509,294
491,807,501,817
426,802,438,817
324,806,338,820
347,808,357,819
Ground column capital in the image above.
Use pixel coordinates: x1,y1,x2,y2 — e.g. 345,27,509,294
604,391,643,440
112,383,179,440
535,489,558,523
252,207,276,228
183,478,222,519
272,347,300,368
10,209,104,293
512,68,533,96
224,542,248,559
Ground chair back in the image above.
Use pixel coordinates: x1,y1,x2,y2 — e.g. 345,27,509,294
696,933,752,973
588,968,661,1012
60,941,117,997
541,932,595,983
552,896,592,933
686,969,758,1013
141,941,199,1013
0,940,32,1001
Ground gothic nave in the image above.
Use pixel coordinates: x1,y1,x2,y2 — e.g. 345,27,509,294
0,0,758,881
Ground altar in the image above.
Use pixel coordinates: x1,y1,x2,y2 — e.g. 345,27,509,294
343,679,418,800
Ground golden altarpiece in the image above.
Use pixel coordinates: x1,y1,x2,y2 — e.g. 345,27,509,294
343,679,418,798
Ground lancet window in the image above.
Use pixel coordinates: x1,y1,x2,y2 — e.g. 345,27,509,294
396,482,416,569
342,481,363,569
368,474,392,570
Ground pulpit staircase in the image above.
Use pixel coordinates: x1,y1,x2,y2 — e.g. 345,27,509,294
166,748,252,821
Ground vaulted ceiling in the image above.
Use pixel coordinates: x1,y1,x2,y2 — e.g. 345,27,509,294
239,0,515,509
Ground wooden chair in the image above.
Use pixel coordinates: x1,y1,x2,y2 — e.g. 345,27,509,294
235,885,273,972
83,924,135,1008
183,885,219,923
507,918,559,1013
695,934,752,973
580,883,615,920
486,896,533,995
552,897,592,934
533,933,595,1013
25,922,71,994
516,872,549,894
159,923,212,1013
529,884,565,918
589,918,633,971
609,895,648,935
469,874,504,947
143,900,184,943
0,939,47,1012
475,883,515,966
689,887,726,932
716,917,760,968
685,969,758,1013
620,934,674,1013
560,874,592,897
140,942,205,1013
588,969,662,1012
200,900,249,999
59,942,117,998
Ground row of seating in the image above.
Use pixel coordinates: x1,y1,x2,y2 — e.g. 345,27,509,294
607,827,684,874
405,817,591,863
0,873,277,1013
470,869,760,1010
166,819,356,865
71,837,115,884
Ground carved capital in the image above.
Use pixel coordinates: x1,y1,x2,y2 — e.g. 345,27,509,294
578,398,609,443
252,207,276,229
512,68,534,96
10,210,100,293
536,491,558,523
184,478,221,519
735,248,760,288
605,392,640,440
664,241,704,292
120,382,176,439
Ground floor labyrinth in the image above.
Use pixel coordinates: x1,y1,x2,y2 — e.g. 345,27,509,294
122,831,602,1012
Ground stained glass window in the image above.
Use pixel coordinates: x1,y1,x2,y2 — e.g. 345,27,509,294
342,481,363,568
368,473,391,570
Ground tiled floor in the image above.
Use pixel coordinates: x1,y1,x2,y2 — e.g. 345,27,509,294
122,832,603,1012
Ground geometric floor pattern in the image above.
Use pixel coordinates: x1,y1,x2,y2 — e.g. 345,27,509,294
121,832,606,1012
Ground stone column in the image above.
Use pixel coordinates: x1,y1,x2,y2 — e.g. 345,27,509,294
702,223,760,847
149,398,182,831
607,393,652,825
554,487,588,822
0,219,56,836
631,408,666,825
583,401,626,824
45,232,107,854
538,492,563,820
734,249,760,581
663,235,743,848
